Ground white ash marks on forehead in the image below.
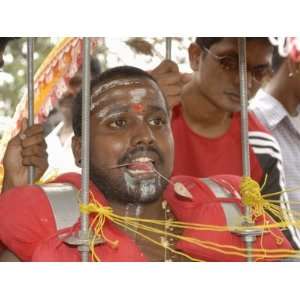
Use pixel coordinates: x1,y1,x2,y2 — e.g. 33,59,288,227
91,79,146,111
94,106,111,119
129,88,147,104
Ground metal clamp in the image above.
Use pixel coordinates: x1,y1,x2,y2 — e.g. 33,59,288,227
63,230,105,249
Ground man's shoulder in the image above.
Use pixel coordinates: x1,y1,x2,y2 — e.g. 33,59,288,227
247,112,282,153
250,90,288,130
0,185,53,224
165,175,241,203
1,185,47,207
250,89,281,111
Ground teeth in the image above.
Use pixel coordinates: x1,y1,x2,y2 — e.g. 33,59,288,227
132,157,153,163
127,169,153,175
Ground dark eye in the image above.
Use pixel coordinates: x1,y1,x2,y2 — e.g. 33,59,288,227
109,119,127,128
220,56,238,71
149,117,166,126
252,67,272,82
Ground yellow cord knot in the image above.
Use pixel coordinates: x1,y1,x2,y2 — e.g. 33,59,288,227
79,201,119,261
80,202,113,216
240,176,268,218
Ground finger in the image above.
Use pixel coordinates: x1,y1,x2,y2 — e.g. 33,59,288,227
21,144,47,157
151,60,179,75
16,118,28,142
21,134,45,148
162,85,182,96
181,73,193,84
22,155,48,170
20,118,28,133
39,139,47,149
23,124,44,137
156,73,182,86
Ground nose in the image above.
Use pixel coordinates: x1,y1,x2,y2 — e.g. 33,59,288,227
131,120,155,147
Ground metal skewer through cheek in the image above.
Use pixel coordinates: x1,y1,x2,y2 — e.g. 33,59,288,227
110,162,193,200
110,162,174,186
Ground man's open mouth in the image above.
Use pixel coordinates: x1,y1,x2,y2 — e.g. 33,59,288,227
126,157,155,176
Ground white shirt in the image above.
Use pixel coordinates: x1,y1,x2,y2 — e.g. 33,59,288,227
43,122,81,180
250,89,300,216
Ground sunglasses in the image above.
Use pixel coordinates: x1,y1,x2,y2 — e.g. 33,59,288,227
201,46,273,83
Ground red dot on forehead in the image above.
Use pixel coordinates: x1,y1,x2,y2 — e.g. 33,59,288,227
131,103,144,113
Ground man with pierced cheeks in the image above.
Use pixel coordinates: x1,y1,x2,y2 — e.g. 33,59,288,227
0,66,293,262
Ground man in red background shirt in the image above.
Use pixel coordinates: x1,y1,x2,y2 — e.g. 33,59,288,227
151,37,300,248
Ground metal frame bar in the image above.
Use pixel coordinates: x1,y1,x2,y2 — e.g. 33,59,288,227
27,37,35,184
79,37,91,262
238,37,254,262
165,37,172,60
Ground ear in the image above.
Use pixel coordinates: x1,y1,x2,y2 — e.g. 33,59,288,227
188,42,202,72
72,136,82,167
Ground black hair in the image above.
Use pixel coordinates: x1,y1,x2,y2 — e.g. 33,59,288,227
72,65,162,136
195,37,272,50
90,56,101,78
195,37,223,49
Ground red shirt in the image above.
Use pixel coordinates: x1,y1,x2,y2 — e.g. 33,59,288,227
171,105,284,195
0,173,292,262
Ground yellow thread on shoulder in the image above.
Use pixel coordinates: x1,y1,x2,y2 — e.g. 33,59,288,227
76,185,300,262
240,176,272,219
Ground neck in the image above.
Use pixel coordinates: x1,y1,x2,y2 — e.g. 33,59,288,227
108,197,164,220
265,64,299,116
181,78,232,138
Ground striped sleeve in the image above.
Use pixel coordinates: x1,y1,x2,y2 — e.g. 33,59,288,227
249,131,300,249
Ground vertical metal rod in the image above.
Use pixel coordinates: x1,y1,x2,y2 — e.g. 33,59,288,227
238,37,253,262
164,36,171,261
165,37,172,60
239,38,250,178
80,38,91,262
27,37,35,184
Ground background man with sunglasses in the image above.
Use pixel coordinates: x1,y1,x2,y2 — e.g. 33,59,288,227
151,37,300,249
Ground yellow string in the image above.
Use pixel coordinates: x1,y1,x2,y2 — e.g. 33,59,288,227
76,175,300,261
240,176,274,220
35,169,59,185
79,196,300,261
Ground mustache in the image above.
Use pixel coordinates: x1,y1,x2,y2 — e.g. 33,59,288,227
118,144,164,165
